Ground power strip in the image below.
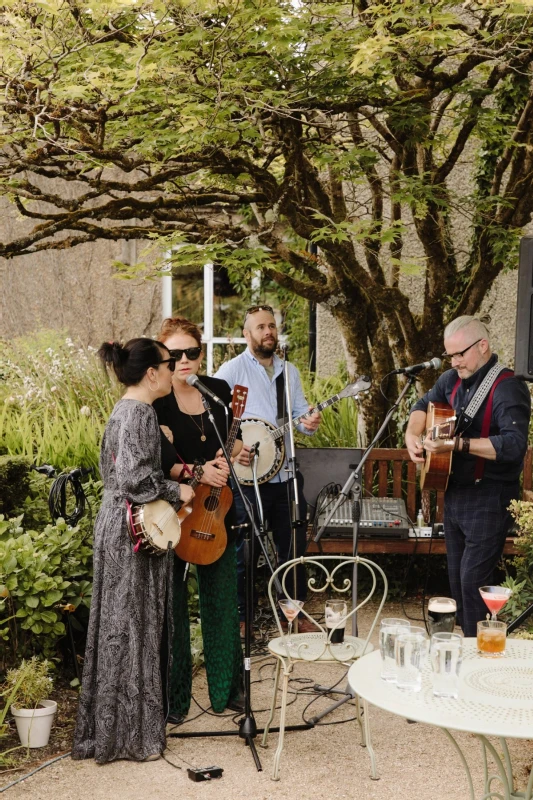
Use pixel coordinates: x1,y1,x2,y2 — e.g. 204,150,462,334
408,527,433,538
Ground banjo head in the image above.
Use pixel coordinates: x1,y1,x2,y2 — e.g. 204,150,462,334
133,499,181,554
234,418,285,485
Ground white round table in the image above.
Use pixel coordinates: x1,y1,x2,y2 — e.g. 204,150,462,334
347,638,533,800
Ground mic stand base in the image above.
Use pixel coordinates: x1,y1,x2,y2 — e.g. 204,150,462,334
167,722,314,738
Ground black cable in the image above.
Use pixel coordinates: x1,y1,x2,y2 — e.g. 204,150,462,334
48,467,93,525
0,753,71,793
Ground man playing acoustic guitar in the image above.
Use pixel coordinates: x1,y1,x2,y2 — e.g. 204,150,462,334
405,316,530,636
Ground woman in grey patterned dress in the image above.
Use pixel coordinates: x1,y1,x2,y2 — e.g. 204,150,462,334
72,338,194,764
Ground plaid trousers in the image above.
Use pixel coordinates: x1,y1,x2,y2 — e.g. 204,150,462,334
444,481,519,637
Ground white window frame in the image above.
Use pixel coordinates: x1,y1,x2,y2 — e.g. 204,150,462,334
161,254,246,375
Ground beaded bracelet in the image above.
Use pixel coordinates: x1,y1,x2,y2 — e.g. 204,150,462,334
462,437,470,454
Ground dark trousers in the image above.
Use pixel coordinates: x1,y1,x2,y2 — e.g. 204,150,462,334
232,474,308,621
443,481,519,637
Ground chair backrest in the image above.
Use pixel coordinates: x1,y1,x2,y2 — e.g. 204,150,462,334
267,555,388,663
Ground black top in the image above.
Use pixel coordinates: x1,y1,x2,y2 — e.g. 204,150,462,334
153,376,240,470
411,354,531,485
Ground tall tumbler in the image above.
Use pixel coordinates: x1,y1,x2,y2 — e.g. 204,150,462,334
395,629,427,692
379,618,410,682
430,632,463,698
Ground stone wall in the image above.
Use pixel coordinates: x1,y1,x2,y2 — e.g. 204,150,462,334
0,198,162,346
316,268,520,378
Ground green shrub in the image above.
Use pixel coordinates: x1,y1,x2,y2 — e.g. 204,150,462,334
0,456,31,516
503,500,533,631
297,370,359,448
0,514,93,667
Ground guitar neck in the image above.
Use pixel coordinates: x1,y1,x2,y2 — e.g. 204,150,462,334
210,417,241,499
273,394,340,441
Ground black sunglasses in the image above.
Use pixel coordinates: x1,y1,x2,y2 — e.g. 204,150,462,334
441,338,482,361
168,347,202,361
156,358,176,372
243,304,275,323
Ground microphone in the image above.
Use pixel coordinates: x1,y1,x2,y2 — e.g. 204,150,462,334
249,441,260,457
392,357,442,375
186,374,225,407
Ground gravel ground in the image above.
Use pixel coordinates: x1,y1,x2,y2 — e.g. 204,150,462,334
2,601,532,800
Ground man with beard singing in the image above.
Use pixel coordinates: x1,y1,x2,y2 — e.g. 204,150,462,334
215,305,321,636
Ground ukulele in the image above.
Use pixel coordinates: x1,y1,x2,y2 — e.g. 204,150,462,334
175,385,248,566
420,402,456,491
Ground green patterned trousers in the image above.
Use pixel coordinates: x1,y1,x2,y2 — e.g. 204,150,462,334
169,542,242,716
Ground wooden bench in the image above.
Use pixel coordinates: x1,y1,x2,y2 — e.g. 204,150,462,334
307,446,533,556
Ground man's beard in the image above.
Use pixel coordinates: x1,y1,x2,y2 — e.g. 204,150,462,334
251,335,277,358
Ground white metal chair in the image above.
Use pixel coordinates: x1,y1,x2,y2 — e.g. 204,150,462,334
261,554,388,780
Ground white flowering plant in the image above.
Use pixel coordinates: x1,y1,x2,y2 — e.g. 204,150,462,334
0,332,120,472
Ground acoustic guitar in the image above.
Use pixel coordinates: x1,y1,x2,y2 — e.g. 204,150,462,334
175,384,248,566
420,402,456,492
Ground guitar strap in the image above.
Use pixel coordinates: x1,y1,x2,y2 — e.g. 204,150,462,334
448,366,513,483
474,370,513,482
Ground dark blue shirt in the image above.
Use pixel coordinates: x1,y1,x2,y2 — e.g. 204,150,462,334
410,354,531,485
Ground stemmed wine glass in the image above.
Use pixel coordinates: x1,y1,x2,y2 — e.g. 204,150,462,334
279,599,304,646
479,585,513,620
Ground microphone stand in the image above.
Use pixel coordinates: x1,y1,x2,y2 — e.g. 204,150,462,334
282,346,306,629
309,373,418,724
168,397,289,770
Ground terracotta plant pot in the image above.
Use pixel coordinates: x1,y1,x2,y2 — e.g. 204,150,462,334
11,700,57,747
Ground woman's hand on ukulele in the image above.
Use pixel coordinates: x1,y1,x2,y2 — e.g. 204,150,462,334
179,484,195,504
200,457,229,487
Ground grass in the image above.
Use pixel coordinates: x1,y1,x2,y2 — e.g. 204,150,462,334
0,332,120,472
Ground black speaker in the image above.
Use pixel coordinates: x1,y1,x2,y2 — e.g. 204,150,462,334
514,236,533,381
295,447,363,512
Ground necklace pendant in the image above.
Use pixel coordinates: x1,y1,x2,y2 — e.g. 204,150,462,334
201,434,207,442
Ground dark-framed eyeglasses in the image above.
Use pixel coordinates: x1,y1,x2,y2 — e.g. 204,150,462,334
441,338,482,362
168,347,202,362
243,304,275,324
156,358,176,372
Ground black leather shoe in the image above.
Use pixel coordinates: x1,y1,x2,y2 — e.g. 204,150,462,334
166,713,185,725
226,691,245,713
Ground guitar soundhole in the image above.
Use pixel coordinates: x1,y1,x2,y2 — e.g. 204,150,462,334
204,496,219,512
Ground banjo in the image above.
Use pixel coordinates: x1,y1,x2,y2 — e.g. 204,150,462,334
126,461,205,556
126,498,182,556
233,375,371,486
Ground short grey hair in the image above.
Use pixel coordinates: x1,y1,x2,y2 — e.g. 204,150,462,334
444,316,490,345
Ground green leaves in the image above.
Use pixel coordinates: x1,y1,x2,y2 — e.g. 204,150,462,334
0,511,93,661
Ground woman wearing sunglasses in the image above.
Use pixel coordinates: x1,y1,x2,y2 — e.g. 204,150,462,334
153,317,244,722
73,338,195,763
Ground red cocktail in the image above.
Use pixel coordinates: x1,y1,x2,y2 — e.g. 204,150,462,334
479,586,512,620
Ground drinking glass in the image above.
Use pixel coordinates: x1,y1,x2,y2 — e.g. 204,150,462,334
379,618,410,682
325,600,347,644
279,599,304,646
479,586,512,620
427,597,457,636
477,619,507,657
395,629,427,692
430,632,463,698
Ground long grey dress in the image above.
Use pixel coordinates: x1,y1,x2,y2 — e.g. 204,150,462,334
72,399,182,763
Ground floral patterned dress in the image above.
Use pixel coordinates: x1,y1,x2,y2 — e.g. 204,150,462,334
72,399,182,763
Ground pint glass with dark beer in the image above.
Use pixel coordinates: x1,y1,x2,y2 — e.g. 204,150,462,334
427,597,456,636
325,600,347,644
